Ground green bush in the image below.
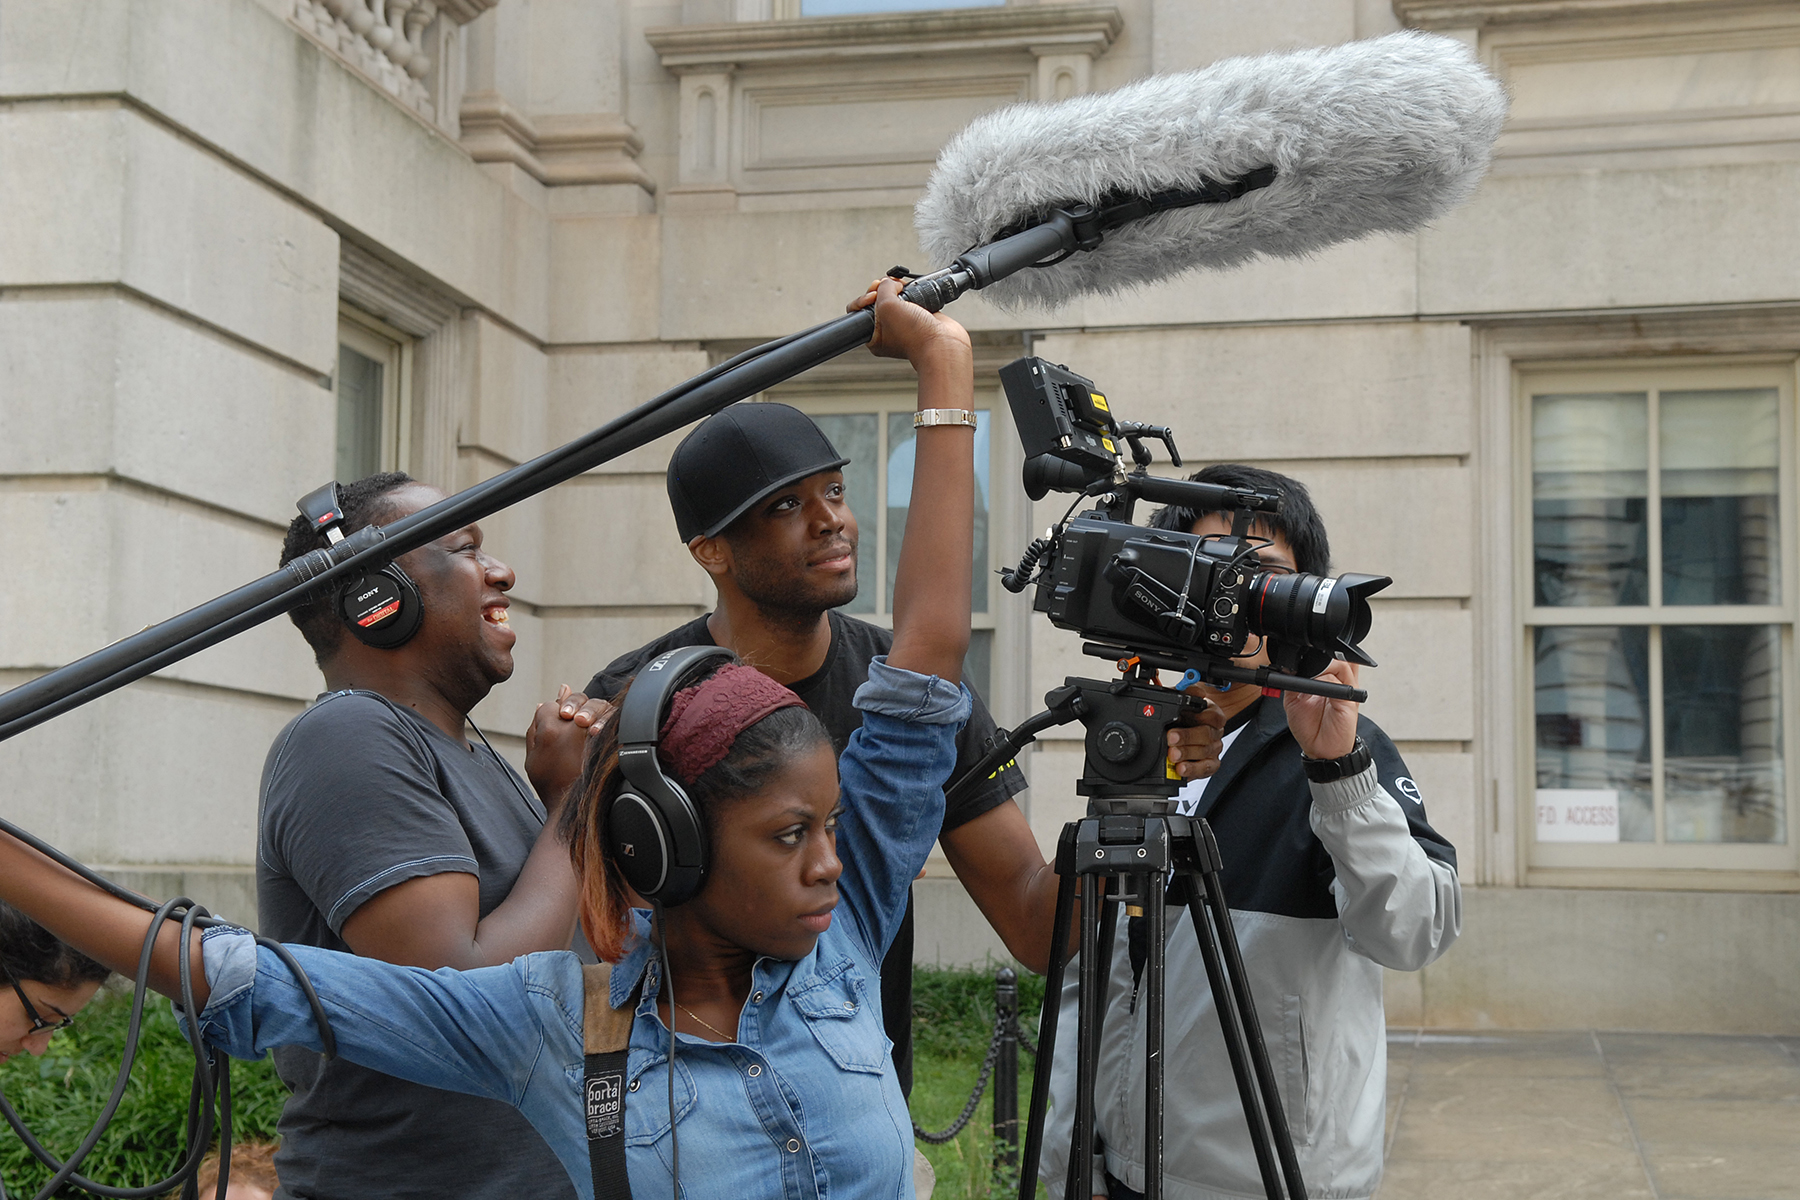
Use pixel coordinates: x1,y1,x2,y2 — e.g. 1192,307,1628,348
0,988,287,1199
911,964,1047,1200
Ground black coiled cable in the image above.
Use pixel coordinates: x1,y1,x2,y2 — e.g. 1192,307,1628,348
1000,535,1055,594
0,815,336,1200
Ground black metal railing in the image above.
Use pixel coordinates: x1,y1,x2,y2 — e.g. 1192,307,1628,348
913,967,1031,1178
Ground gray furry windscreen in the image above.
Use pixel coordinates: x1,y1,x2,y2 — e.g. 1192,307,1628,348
914,31,1509,311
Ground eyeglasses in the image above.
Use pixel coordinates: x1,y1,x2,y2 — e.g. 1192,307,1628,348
8,977,74,1036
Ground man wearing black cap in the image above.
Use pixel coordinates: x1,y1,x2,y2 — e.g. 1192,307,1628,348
581,401,1047,1099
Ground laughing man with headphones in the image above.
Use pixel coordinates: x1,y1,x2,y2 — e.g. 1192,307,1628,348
0,276,981,1200
255,476,607,1200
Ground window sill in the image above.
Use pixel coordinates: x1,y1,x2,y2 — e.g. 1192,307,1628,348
1526,865,1800,892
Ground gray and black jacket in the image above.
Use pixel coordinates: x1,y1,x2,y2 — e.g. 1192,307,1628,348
1041,698,1461,1200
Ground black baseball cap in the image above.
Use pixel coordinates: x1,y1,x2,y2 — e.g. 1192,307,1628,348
666,403,850,541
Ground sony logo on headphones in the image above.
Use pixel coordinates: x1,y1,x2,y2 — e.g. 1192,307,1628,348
355,586,383,603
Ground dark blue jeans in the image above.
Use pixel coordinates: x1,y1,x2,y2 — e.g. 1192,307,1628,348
1106,1174,1145,1200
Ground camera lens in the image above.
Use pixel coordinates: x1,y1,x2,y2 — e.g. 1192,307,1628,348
1247,571,1374,651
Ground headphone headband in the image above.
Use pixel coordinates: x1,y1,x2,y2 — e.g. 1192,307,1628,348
617,645,738,748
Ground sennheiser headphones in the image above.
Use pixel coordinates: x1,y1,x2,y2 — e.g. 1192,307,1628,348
296,481,425,650
607,644,738,908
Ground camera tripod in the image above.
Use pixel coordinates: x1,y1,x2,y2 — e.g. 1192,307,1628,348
951,652,1328,1200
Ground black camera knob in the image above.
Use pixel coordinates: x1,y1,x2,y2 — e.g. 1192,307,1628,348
1097,721,1141,763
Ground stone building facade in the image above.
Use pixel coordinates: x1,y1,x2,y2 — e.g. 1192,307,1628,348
1,0,1796,1033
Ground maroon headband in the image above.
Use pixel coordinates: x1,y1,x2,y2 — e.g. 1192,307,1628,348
659,662,807,784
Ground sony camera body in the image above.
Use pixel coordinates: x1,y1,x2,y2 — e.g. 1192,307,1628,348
998,357,1390,683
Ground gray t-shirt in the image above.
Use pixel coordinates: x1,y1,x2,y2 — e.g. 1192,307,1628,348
257,690,575,1200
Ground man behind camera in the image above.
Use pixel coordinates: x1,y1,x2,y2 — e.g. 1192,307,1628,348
1042,463,1462,1200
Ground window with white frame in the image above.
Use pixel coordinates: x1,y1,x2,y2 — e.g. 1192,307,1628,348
1523,362,1796,872
798,393,999,704
336,310,411,483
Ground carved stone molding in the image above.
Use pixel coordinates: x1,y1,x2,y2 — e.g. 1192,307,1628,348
646,5,1121,203
436,0,497,21
1419,0,1800,172
340,241,461,337
339,242,465,491
285,0,492,123
644,4,1123,71
1394,0,1790,29
460,93,656,191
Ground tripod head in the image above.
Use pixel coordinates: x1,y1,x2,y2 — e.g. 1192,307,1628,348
1065,655,1207,812
944,649,1211,820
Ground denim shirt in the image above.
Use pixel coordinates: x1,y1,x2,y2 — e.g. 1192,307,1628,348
192,658,970,1200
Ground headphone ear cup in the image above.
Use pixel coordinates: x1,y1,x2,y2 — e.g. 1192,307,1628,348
606,644,734,908
605,780,708,908
607,791,671,898
339,565,424,650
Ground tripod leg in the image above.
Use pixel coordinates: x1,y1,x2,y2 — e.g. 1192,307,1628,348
1017,855,1077,1200
1179,873,1287,1200
1066,874,1103,1200
1142,872,1167,1200
1195,823,1309,1200
1087,886,1122,1085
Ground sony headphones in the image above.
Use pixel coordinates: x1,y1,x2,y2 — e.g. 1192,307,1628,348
607,644,738,908
295,481,425,650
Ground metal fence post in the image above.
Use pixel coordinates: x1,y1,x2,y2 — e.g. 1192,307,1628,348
993,966,1020,1170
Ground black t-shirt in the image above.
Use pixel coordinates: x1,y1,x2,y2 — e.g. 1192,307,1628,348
585,609,1028,1094
256,691,576,1200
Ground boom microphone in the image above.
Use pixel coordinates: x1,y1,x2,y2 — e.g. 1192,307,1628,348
914,31,1508,310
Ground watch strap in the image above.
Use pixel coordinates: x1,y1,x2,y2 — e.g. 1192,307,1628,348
913,408,978,429
1302,736,1372,783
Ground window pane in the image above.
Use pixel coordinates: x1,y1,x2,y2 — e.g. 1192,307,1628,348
1660,389,1780,605
1534,625,1653,842
964,629,992,710
884,410,991,615
1662,625,1785,844
336,344,385,483
1532,393,1649,607
810,413,879,615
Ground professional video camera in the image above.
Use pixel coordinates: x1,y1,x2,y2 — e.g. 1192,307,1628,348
997,356,1390,689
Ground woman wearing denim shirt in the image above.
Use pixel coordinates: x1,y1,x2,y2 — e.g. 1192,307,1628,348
0,277,976,1200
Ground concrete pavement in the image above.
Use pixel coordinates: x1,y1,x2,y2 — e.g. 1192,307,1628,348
1378,1031,1800,1200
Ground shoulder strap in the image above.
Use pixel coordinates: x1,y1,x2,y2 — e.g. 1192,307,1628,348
582,963,633,1199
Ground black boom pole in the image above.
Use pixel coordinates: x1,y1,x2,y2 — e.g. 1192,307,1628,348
0,307,875,743
0,170,1279,744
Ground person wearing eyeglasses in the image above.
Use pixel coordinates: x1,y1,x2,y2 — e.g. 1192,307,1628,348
0,900,110,1065
1040,463,1463,1200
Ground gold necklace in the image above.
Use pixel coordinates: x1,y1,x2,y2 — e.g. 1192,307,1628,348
673,1000,735,1042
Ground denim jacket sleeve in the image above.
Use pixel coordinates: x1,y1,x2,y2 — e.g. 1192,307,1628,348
189,926,551,1108
834,655,972,962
